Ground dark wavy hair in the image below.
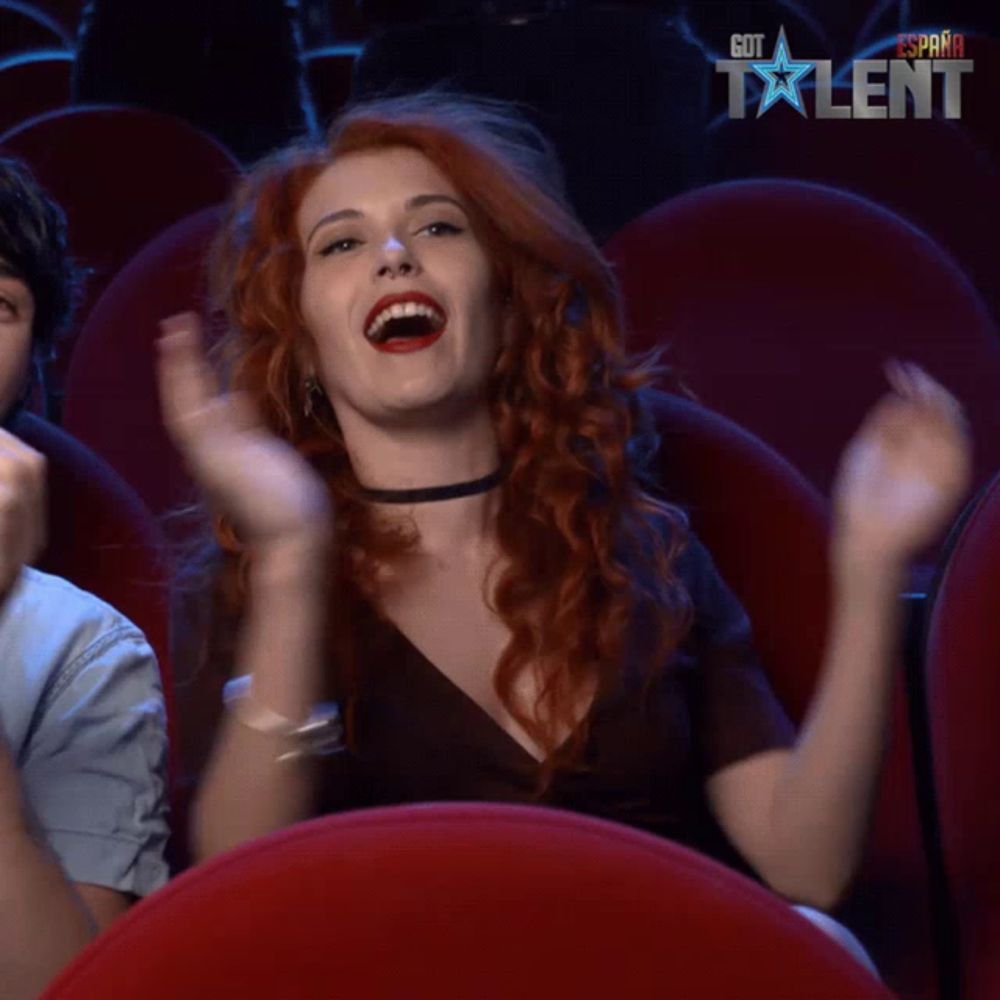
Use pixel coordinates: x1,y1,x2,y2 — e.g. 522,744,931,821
0,157,79,411
196,88,693,788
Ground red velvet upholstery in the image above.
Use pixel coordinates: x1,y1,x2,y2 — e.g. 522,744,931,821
10,411,178,786
646,390,937,999
0,108,239,389
706,98,1000,323
647,390,828,718
0,1,70,56
63,205,223,520
43,803,893,1000
604,180,1000,501
0,49,72,135
925,472,1000,1000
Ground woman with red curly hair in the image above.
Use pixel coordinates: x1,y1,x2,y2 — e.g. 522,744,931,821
157,91,969,944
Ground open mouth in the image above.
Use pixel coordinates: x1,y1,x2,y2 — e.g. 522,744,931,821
364,299,447,353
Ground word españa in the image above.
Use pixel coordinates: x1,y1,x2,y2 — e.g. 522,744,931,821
717,28,973,119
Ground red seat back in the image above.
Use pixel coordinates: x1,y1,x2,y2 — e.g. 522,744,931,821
705,95,1000,322
43,803,893,1000
648,390,939,999
62,205,222,519
0,107,239,391
605,180,1000,501
925,472,1000,1000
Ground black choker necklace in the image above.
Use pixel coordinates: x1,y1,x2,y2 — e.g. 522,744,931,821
358,467,505,504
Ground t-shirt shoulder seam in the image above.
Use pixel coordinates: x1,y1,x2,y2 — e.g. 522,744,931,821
45,623,150,706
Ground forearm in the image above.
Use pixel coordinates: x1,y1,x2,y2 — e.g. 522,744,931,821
192,537,330,861
765,555,905,908
0,824,96,999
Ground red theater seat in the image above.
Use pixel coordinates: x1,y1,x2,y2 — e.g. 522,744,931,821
925,472,1000,1000
646,390,828,719
43,804,893,1000
705,90,1000,322
0,107,239,393
0,48,72,135
62,205,222,521
646,389,938,1000
604,179,1000,502
10,410,177,784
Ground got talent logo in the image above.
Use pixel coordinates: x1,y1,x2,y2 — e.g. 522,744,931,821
716,27,974,119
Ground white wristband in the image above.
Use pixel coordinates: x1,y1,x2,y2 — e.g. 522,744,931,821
222,675,345,761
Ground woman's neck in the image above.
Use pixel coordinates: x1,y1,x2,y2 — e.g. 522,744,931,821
341,406,503,556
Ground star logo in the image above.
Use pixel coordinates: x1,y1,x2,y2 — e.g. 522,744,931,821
750,26,814,117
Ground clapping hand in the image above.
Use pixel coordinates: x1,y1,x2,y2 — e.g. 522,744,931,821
831,361,971,571
157,313,332,553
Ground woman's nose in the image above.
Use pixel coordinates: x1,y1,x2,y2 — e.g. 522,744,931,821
375,236,417,278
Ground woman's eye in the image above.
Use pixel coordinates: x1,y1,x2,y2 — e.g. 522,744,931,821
318,237,359,257
0,297,16,319
422,221,462,237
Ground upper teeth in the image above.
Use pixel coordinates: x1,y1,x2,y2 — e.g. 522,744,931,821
365,301,445,340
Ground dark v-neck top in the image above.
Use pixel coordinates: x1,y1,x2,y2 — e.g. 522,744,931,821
319,529,796,861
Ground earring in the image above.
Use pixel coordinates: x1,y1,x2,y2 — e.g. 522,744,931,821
303,376,322,419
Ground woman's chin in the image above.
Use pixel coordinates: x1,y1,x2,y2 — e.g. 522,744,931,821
372,385,487,427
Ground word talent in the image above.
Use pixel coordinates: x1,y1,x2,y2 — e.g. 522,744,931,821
716,28,974,119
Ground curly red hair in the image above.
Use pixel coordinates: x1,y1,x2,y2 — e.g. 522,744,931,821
204,88,692,785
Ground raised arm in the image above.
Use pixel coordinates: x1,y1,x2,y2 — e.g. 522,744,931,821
157,313,334,861
706,361,971,909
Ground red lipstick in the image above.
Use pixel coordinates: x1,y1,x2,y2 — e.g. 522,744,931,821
363,291,447,339
371,329,444,353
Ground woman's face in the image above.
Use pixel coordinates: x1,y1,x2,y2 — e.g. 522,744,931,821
296,146,504,429
0,263,34,420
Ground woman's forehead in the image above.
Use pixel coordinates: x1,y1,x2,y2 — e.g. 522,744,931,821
296,148,462,235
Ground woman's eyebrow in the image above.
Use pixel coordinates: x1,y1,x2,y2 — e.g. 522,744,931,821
305,193,467,245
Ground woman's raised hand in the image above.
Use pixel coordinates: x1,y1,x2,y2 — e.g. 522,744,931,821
831,361,972,570
157,313,332,553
